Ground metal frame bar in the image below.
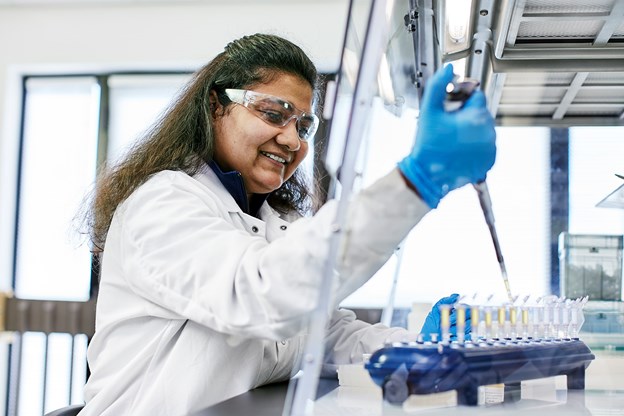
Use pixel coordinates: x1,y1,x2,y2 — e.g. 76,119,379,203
552,72,589,120
42,334,49,414
407,0,440,97
5,336,21,416
594,1,624,45
285,1,391,414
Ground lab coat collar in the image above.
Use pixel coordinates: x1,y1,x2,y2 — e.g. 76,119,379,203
207,160,269,218
194,164,292,239
194,164,243,213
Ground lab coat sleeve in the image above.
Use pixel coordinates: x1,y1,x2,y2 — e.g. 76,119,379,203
115,168,428,341
321,308,410,376
306,168,431,305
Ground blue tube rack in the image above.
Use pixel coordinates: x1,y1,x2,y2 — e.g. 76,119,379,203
365,338,595,406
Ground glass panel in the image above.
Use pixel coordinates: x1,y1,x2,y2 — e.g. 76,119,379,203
341,125,551,307
70,335,88,406
15,77,99,301
107,74,191,164
18,332,45,415
43,334,77,413
568,127,624,368
569,126,624,235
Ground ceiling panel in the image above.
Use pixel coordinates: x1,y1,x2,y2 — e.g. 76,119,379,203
486,0,624,126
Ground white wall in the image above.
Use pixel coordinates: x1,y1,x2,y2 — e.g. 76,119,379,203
0,0,349,288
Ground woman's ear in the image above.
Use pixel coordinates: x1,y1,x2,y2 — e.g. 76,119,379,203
209,90,221,118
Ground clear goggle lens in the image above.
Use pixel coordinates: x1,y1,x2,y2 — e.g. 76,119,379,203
225,89,319,141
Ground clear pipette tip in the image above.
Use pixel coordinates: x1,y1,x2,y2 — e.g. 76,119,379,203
502,271,514,304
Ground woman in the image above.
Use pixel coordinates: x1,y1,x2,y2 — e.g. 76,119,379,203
79,33,496,415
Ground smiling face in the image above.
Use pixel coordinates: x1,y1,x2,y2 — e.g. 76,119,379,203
212,73,313,197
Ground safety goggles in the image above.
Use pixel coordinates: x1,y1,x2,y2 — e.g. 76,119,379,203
225,89,319,141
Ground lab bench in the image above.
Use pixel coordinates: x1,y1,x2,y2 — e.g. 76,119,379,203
195,349,624,415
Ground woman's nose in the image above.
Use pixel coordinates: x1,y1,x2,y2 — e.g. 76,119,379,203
276,121,301,151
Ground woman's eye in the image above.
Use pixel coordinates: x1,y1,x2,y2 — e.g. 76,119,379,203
261,110,285,124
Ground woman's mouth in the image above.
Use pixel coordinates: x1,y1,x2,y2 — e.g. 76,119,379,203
261,151,288,165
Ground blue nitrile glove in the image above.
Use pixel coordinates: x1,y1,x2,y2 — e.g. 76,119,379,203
420,294,471,342
398,64,497,208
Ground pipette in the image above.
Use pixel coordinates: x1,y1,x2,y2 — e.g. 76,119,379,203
445,78,514,304
444,76,514,304
474,181,514,303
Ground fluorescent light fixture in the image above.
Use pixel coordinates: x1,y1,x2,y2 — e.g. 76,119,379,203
446,0,472,43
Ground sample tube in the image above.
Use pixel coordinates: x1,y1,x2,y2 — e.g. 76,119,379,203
497,306,506,338
485,307,493,339
531,306,539,339
440,304,451,344
509,306,518,339
471,305,480,341
521,307,530,339
543,302,552,338
456,304,466,343
553,300,562,338
533,297,544,339
569,299,582,339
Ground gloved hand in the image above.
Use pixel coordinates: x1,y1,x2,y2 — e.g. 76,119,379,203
420,293,471,341
398,64,497,208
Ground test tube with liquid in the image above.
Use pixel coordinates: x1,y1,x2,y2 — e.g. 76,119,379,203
519,295,530,339
509,306,518,339
484,307,493,339
471,305,480,342
497,306,506,339
440,304,452,344
521,306,530,339
456,304,466,343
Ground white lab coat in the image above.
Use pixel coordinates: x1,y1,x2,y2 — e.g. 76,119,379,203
80,164,430,415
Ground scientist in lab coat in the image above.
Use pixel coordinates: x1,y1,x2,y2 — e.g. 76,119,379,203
78,33,496,415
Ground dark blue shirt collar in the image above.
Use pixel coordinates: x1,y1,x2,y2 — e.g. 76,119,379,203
208,160,269,217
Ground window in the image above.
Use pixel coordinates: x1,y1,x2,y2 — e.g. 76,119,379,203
13,73,191,415
15,77,99,302
340,100,552,308
569,127,624,234
107,75,191,164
